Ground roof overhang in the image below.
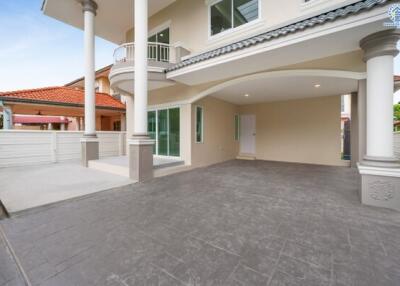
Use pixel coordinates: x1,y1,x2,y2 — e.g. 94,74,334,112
0,97,125,112
166,1,394,86
41,0,176,44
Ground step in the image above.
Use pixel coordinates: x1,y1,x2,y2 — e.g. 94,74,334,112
88,160,129,177
236,154,256,160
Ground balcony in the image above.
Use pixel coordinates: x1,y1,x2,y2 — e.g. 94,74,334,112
109,42,190,95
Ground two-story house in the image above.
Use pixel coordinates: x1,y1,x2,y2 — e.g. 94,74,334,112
42,0,400,210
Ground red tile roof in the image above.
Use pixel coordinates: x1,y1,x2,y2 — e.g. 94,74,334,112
395,75,400,82
0,86,125,110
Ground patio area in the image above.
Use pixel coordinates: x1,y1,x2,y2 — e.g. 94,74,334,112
1,160,400,286
0,156,187,214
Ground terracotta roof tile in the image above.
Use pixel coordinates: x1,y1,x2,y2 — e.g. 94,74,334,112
0,86,125,110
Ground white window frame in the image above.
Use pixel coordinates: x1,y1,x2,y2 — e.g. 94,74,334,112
207,0,262,39
195,106,204,144
299,0,358,11
147,105,181,159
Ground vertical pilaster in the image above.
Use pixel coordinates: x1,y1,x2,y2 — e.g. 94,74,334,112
350,92,358,168
357,80,367,164
121,113,126,132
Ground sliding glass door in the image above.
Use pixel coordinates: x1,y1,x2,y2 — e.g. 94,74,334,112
148,111,156,154
168,108,180,156
147,107,180,157
158,109,168,156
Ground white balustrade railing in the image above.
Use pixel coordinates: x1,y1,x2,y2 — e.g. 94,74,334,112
113,42,172,64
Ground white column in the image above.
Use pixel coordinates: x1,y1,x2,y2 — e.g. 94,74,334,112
83,0,97,137
80,0,99,167
358,30,400,211
360,30,400,165
128,0,154,182
366,56,394,158
133,0,148,136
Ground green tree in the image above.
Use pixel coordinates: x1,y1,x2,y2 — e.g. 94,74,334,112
395,103,400,121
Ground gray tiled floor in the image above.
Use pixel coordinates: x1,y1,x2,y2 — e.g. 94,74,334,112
1,160,400,286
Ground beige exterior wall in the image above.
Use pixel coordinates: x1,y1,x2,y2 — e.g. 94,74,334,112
239,95,343,166
126,0,359,55
191,96,239,167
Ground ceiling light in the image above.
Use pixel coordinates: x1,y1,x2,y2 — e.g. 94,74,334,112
314,84,321,88
244,94,249,97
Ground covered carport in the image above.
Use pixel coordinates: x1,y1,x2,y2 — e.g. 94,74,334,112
190,68,366,168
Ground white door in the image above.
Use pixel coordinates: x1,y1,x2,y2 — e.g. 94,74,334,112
240,114,256,154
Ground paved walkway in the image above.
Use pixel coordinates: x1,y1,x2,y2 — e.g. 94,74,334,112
1,160,400,286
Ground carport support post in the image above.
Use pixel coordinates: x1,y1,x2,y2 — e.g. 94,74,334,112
350,92,358,168
80,0,99,167
358,30,400,211
129,0,155,182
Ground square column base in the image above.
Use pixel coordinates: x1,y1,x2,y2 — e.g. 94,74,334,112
81,137,99,167
128,136,155,182
358,164,400,211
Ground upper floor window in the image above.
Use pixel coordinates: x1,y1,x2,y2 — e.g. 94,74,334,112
210,0,259,36
148,28,170,62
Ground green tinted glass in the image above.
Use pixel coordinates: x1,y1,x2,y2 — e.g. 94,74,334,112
158,109,168,156
168,108,180,156
196,107,203,143
233,0,259,28
211,0,232,35
148,111,156,154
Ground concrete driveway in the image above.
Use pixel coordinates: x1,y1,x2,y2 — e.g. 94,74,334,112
0,162,133,214
1,160,400,286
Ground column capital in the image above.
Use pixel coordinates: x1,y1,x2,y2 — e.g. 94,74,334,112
360,29,400,61
81,0,98,15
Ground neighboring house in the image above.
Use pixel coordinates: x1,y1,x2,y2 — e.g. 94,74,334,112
0,87,125,131
65,65,118,98
42,0,400,210
395,121,400,132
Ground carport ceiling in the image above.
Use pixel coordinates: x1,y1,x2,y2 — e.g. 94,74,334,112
42,0,176,44
212,75,358,105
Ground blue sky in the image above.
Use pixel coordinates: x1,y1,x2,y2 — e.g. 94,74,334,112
0,0,399,103
0,0,116,91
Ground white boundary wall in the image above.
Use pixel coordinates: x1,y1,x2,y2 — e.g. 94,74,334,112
0,131,126,168
395,132,400,159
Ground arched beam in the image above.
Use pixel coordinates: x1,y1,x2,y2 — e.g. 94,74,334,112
187,69,366,103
